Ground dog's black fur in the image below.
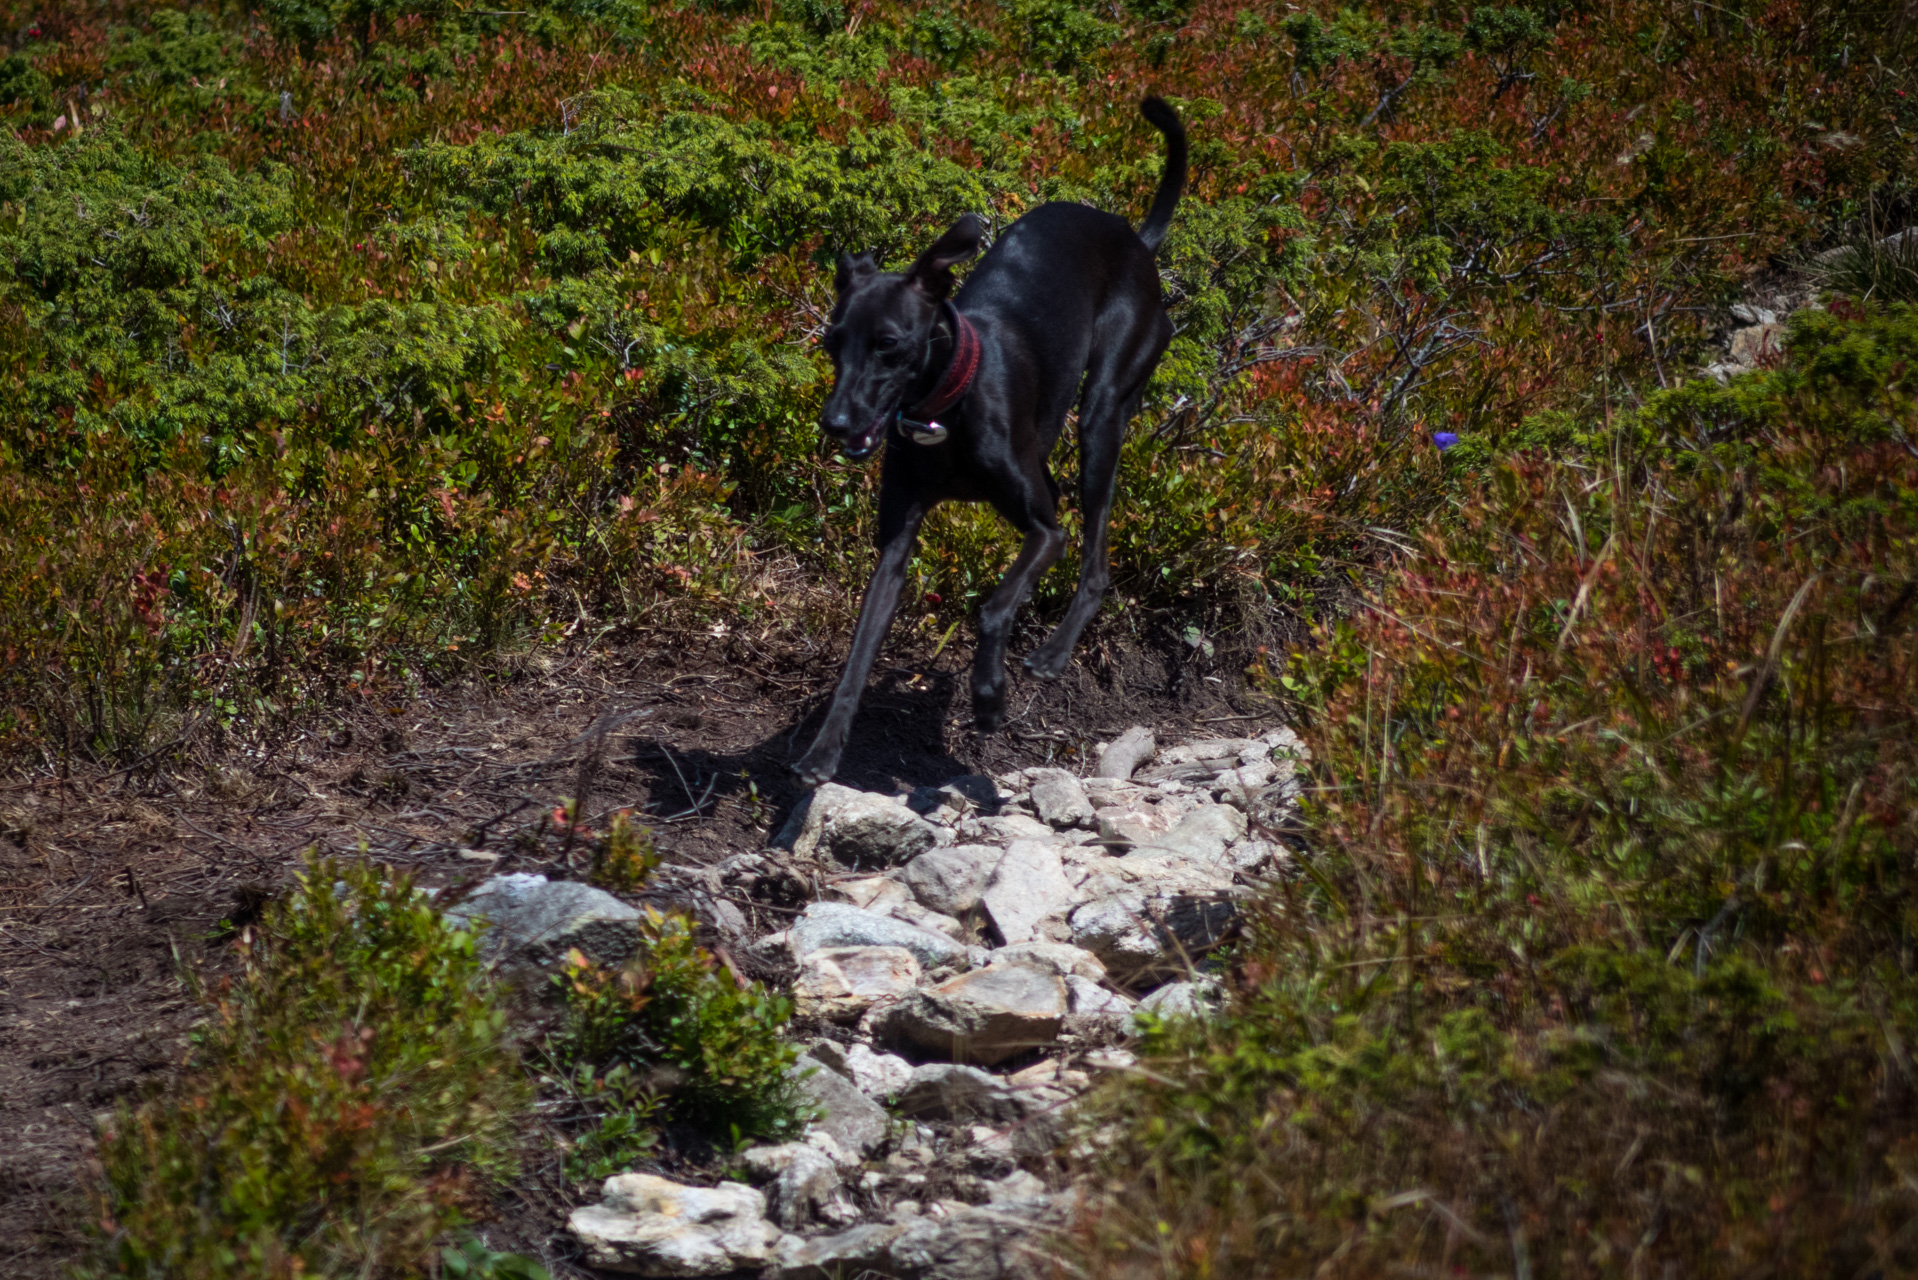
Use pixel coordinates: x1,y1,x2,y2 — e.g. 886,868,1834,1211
793,97,1187,787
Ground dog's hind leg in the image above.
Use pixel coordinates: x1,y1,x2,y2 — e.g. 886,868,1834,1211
971,471,1068,731
1024,347,1160,680
793,480,932,787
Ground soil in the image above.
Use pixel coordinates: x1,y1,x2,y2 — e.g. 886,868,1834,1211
0,613,1284,1278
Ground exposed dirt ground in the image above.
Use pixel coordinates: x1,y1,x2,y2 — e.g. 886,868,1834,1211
0,614,1282,1277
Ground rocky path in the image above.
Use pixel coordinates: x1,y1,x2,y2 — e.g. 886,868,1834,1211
458,724,1304,1278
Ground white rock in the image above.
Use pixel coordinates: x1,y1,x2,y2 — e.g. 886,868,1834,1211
769,1223,906,1280
1095,805,1176,851
839,1042,916,1099
1027,768,1095,829
1125,804,1246,863
804,1128,858,1169
793,1054,890,1157
832,874,911,912
980,840,1075,945
955,813,1056,844
1213,758,1277,802
1096,726,1156,779
790,902,964,970
990,941,1107,982
792,946,922,1021
1082,777,1152,808
1224,836,1285,874
986,1169,1050,1203
1068,891,1238,987
886,1198,1052,1279
739,1141,808,1180
904,844,1003,917
1129,978,1223,1032
1066,974,1136,1019
1157,738,1256,766
894,900,967,940
569,1173,782,1276
1006,1057,1091,1092
769,1144,857,1230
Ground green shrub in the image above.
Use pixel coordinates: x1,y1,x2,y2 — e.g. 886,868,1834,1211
88,857,527,1280
551,909,804,1153
1080,303,1918,1276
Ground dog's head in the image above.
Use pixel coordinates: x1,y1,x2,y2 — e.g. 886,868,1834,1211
819,214,984,460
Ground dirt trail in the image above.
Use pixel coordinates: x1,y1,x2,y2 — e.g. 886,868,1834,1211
0,622,1277,1277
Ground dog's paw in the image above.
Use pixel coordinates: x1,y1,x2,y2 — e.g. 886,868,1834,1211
790,753,837,789
1022,648,1071,680
971,694,1006,733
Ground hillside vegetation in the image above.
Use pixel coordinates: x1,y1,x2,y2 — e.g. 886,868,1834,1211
3,0,1904,765
4,0,1917,1275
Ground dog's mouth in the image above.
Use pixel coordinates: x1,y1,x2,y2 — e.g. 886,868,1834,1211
838,415,891,462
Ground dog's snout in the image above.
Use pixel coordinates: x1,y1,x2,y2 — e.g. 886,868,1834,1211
820,404,853,437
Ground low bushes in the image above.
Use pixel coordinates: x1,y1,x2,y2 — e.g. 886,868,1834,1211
547,907,805,1178
6,0,1906,768
1083,304,1918,1275
88,857,527,1279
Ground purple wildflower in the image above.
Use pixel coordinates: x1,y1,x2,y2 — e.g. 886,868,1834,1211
1432,431,1460,451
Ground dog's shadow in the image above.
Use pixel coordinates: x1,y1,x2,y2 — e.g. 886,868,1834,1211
617,665,978,838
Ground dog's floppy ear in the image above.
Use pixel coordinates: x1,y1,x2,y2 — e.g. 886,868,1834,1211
835,250,878,294
905,214,984,300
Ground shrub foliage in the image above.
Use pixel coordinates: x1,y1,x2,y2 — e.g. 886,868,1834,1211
1085,305,1918,1274
89,857,526,1279
2,0,1909,763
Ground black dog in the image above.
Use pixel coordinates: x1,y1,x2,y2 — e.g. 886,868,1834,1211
792,97,1186,787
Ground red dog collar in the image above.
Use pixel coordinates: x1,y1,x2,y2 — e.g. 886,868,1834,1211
898,303,981,443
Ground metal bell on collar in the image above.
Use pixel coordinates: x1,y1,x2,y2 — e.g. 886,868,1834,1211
899,416,948,446
897,302,980,449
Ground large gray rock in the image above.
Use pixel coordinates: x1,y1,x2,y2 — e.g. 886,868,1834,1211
1027,769,1095,829
955,813,1057,844
811,1039,916,1100
568,1173,782,1276
1213,758,1277,803
896,1063,1024,1123
886,1199,1052,1280
779,783,939,867
1064,974,1136,1039
990,941,1107,983
1068,891,1238,987
979,841,1075,946
1095,726,1156,779
768,1144,856,1230
1158,738,1258,766
770,1223,906,1279
443,873,639,969
792,945,922,1021
877,961,1067,1066
1126,803,1246,863
790,902,965,970
793,1054,891,1156
1128,978,1223,1033
904,844,1003,917
1095,799,1203,852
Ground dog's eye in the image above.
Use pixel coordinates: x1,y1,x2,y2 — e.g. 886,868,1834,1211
875,334,901,351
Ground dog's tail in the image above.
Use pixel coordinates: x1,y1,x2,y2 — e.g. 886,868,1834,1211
1136,96,1186,255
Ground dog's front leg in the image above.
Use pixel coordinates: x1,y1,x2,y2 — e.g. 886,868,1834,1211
792,482,931,787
